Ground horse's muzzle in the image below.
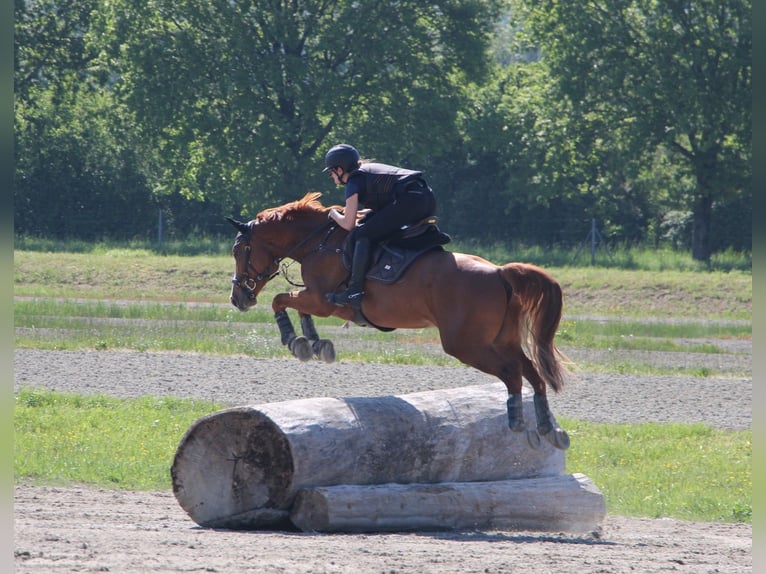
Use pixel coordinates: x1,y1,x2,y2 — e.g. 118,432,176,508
230,286,256,311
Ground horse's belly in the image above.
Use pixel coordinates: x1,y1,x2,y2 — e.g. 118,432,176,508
363,305,435,330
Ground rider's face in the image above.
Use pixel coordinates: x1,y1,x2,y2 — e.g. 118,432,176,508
329,167,345,185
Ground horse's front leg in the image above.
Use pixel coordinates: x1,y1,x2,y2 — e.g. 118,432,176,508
299,313,336,363
273,290,340,363
274,309,313,362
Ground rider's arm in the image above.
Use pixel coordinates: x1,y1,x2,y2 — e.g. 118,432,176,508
329,192,359,231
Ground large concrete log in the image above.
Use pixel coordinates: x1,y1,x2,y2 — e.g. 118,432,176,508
290,473,605,533
171,383,565,529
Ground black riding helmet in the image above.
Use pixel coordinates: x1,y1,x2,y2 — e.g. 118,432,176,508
323,144,360,173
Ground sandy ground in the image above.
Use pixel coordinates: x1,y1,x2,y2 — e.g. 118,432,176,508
14,348,752,573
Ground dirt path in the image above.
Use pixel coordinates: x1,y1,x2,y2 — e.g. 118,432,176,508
13,349,752,573
14,484,751,574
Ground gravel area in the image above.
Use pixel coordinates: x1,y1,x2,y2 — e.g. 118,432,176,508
13,347,752,573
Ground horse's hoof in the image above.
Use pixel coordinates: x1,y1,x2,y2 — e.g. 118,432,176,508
526,429,542,450
542,427,571,450
289,336,313,362
313,340,336,364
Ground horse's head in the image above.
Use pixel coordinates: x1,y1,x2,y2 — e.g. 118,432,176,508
226,193,337,310
226,216,279,311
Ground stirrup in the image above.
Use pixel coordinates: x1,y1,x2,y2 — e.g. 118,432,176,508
326,289,364,310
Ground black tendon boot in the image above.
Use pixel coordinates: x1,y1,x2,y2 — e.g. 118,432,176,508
327,238,370,310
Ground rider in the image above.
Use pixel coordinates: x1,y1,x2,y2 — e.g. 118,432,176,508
323,143,437,310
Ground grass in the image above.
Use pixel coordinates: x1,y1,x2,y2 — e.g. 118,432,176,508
14,388,751,524
13,248,752,319
13,296,751,376
15,234,752,273
14,388,223,490
561,417,752,523
455,240,751,273
556,318,749,350
12,243,752,523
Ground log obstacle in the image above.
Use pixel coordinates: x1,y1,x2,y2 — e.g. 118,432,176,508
171,383,604,532
291,473,605,533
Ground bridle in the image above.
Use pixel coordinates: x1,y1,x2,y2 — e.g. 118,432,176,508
230,241,281,294
231,220,338,296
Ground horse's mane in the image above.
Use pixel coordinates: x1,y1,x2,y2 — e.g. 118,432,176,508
257,192,326,223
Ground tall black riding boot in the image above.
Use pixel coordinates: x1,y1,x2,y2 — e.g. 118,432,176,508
327,238,370,310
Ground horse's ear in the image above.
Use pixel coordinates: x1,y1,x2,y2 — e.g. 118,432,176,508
225,216,250,234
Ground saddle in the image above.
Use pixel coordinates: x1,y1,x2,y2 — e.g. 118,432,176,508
341,217,451,285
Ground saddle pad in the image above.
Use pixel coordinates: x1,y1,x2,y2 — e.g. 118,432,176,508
367,244,444,284
342,243,444,285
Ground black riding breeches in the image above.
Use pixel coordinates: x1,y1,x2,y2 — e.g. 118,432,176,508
354,181,436,244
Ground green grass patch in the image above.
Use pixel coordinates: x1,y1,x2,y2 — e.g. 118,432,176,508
561,417,751,523
551,266,751,320
14,298,750,376
15,388,223,490
557,318,750,343
556,318,750,361
15,235,752,272
14,249,751,320
433,240,751,273
14,299,257,322
566,361,740,378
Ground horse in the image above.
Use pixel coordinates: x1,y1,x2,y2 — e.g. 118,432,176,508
227,192,572,450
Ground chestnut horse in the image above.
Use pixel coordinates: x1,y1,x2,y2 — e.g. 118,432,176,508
227,192,571,450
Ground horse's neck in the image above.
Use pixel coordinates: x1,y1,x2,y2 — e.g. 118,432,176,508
275,216,339,260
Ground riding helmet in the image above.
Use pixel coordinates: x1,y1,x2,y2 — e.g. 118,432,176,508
323,144,361,173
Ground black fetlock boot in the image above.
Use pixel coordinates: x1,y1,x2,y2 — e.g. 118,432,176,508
327,238,370,310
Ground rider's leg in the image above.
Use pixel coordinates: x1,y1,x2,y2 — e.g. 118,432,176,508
326,186,434,310
326,237,370,310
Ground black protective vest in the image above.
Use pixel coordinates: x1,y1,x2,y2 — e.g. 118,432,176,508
346,163,424,211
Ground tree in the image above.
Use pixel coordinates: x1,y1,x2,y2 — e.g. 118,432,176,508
89,0,503,215
524,0,751,261
14,0,159,240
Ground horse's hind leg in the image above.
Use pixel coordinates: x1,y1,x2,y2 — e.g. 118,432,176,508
299,314,336,363
522,357,570,450
443,341,528,433
505,391,525,432
274,310,312,362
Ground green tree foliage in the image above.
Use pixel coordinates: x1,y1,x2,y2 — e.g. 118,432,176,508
14,0,750,258
14,0,159,239
522,0,751,261
88,0,502,214
448,17,657,245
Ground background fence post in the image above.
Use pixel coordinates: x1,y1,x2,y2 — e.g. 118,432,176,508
158,208,163,245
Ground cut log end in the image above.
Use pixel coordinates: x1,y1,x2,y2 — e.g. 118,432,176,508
171,407,294,527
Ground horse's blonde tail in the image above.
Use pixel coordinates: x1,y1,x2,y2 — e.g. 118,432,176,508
501,263,571,393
